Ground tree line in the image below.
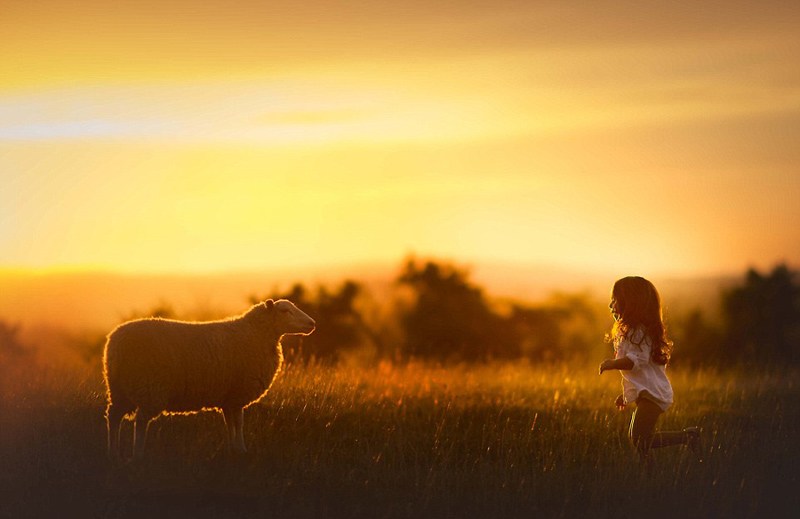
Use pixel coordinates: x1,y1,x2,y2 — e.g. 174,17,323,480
254,260,800,366
2,260,798,366
675,264,800,365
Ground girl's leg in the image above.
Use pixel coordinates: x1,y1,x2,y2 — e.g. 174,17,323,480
651,430,688,448
629,398,662,465
630,398,700,459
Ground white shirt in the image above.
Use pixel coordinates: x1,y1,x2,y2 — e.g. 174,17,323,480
615,327,674,411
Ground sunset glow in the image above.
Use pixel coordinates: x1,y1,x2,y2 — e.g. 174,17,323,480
2,1,799,277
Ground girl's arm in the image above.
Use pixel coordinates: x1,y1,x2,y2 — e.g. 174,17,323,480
598,357,634,374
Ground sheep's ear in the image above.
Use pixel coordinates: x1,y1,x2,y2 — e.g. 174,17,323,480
265,299,274,310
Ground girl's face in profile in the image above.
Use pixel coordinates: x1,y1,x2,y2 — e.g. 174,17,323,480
609,296,621,322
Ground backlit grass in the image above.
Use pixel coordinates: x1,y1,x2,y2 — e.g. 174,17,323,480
1,360,798,518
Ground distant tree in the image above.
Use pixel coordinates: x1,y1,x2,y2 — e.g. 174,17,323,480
721,264,800,364
0,320,36,400
670,308,724,366
504,292,607,362
545,292,606,357
397,259,518,361
0,320,25,359
314,280,368,358
506,305,565,362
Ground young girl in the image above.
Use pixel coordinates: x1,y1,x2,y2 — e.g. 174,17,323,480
599,276,702,468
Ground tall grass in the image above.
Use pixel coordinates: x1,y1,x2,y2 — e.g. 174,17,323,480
1,358,798,518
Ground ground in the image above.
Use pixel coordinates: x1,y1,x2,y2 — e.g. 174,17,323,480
1,360,798,518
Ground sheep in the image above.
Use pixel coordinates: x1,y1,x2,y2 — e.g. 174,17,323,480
103,298,315,461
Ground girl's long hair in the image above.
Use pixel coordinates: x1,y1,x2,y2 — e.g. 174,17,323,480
607,276,673,365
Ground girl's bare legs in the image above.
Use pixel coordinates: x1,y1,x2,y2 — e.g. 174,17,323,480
629,398,701,469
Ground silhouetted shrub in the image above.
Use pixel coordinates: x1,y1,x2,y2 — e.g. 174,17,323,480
721,264,800,364
396,259,520,361
669,308,724,366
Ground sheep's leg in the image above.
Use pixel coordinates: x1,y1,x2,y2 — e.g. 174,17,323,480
222,407,246,453
132,409,156,460
232,407,247,453
222,407,238,451
106,402,126,461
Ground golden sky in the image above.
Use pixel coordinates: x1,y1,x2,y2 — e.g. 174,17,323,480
2,1,799,277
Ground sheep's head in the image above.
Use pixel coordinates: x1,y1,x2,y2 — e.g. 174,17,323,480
265,299,316,336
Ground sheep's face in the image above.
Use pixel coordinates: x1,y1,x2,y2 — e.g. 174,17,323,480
268,299,316,336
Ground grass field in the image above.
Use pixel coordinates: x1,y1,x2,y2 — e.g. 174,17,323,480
1,359,799,518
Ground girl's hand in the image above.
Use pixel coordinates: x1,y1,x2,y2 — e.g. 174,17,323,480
615,394,626,410
598,359,614,374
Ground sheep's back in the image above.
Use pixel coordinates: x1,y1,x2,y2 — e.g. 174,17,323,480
104,319,237,411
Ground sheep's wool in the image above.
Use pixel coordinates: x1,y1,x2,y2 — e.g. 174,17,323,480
103,299,314,460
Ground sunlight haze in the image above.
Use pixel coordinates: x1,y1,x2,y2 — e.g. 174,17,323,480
2,1,799,278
